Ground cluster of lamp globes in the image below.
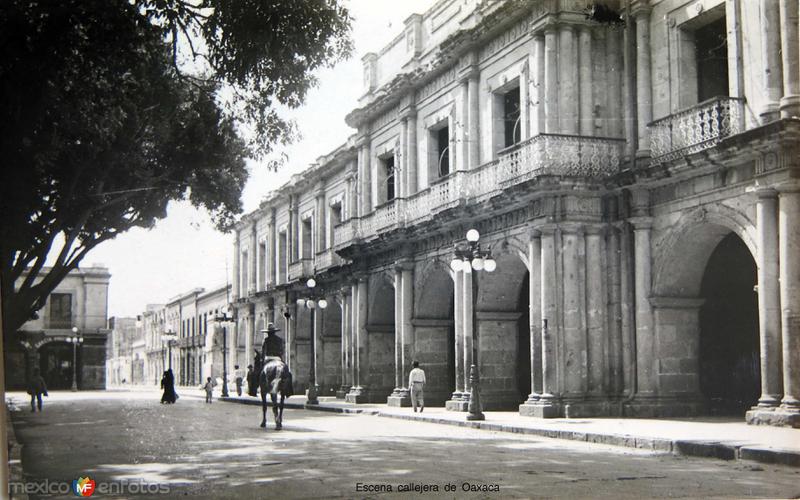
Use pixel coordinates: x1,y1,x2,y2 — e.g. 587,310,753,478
297,278,328,310
449,229,497,273
68,326,84,344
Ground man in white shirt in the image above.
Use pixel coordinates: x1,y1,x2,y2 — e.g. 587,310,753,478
408,360,426,413
234,365,244,396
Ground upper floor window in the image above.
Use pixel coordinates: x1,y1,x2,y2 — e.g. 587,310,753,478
278,230,288,284
329,201,343,248
49,293,71,329
429,122,450,179
258,240,267,289
695,16,728,102
379,154,395,203
301,218,313,259
503,86,521,148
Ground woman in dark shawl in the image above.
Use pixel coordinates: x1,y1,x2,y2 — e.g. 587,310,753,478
160,369,178,404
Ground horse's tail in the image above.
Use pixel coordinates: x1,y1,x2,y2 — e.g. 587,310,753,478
281,364,294,397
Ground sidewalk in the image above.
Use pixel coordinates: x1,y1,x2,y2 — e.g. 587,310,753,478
220,393,800,468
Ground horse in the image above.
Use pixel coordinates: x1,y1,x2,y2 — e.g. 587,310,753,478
255,350,293,430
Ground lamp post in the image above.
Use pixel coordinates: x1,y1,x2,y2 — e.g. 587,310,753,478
68,327,84,392
214,308,234,397
296,277,328,405
162,329,177,371
450,229,496,421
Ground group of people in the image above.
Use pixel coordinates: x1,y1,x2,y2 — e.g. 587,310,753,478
152,323,431,411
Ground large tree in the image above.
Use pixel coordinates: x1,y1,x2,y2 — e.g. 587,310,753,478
0,0,352,334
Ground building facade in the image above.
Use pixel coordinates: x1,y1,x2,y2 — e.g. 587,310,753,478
6,265,112,390
232,0,799,426
138,286,233,388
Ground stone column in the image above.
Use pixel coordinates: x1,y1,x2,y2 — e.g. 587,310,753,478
346,172,357,221
288,195,296,262
462,263,474,396
349,282,358,390
779,188,800,410
468,70,480,168
359,143,372,216
586,226,606,396
310,296,328,394
579,26,593,136
632,217,655,396
265,222,274,287
337,289,351,398
528,229,542,401
447,266,465,410
780,0,800,117
558,25,578,135
533,34,545,136
459,80,470,171
248,223,257,295
347,276,370,403
392,266,403,393
562,224,587,399
760,0,783,121
754,189,784,406
401,261,415,385
606,27,623,138
406,110,418,194
232,235,240,300
607,221,624,395
634,7,652,156
544,26,559,134
285,303,296,373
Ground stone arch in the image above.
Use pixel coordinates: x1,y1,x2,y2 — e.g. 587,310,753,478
650,204,759,415
414,260,455,405
320,294,342,396
365,272,395,400
473,247,530,409
653,204,756,297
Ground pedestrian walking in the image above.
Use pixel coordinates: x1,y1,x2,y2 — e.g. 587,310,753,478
408,360,426,413
160,369,178,404
202,377,216,403
247,362,257,397
27,368,48,412
234,365,244,396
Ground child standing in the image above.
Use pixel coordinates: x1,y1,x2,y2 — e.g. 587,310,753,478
203,377,216,404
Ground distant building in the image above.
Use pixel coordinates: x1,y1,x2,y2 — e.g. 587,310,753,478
106,317,146,386
5,265,111,390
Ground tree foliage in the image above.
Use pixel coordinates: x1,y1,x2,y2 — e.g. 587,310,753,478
0,0,352,334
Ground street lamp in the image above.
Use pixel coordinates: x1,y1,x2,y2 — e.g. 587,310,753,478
162,329,177,371
450,229,496,421
213,307,234,397
296,276,328,405
68,327,84,391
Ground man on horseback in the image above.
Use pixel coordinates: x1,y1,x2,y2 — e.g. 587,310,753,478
257,323,293,429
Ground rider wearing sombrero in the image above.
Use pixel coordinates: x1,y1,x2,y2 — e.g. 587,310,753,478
257,322,293,397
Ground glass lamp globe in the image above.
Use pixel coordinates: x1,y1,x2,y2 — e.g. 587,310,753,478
318,299,328,309
466,229,480,242
463,259,472,273
306,299,316,309
484,258,497,272
296,298,306,306
306,278,316,289
450,258,463,272
471,257,484,271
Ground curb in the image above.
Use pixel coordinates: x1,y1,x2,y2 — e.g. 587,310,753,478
220,396,800,468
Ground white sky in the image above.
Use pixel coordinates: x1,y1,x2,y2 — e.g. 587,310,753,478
87,0,436,318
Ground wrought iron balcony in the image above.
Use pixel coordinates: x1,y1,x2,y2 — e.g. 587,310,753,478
648,96,745,163
333,134,623,246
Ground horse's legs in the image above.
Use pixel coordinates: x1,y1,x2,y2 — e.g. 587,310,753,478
278,395,285,430
271,393,281,430
260,385,267,428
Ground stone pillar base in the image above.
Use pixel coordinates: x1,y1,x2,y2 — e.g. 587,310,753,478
779,95,800,118
446,398,469,412
345,386,369,404
519,401,561,418
387,395,411,407
623,395,705,418
746,407,800,428
562,401,624,418
336,385,351,399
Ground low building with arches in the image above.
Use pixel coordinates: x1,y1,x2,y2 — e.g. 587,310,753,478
231,0,800,426
6,265,111,391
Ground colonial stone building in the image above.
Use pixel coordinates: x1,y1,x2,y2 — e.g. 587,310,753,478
141,285,233,388
232,0,799,426
6,265,112,390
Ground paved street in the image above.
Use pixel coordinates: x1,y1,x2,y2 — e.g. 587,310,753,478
7,391,800,499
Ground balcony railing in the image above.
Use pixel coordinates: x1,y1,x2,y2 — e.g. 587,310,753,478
333,133,623,246
287,258,313,281
315,249,343,271
648,96,745,163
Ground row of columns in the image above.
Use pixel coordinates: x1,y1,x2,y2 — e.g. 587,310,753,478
761,0,800,120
